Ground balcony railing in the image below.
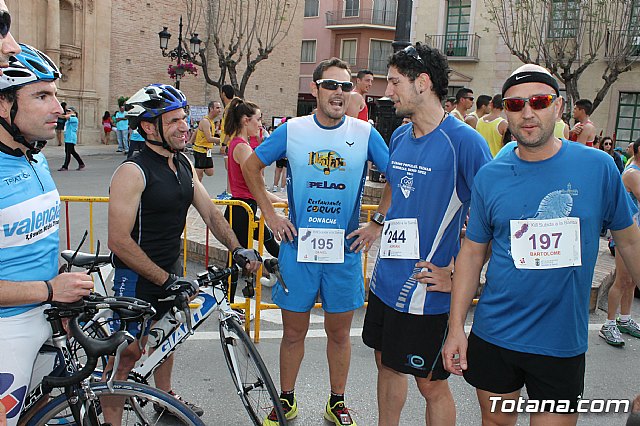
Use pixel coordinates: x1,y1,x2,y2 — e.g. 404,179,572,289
326,8,397,28
605,29,640,60
424,33,480,61
342,57,389,76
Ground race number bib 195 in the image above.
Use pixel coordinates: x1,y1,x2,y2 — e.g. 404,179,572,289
297,228,344,263
510,218,582,269
380,218,420,259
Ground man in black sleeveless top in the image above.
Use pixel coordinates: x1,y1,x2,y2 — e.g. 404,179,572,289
103,84,261,424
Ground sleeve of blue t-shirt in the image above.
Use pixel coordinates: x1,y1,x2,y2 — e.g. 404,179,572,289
465,175,493,244
458,129,492,201
602,158,636,231
367,127,389,173
255,123,287,166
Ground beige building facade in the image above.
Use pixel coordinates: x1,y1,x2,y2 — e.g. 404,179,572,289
413,0,640,146
9,0,303,144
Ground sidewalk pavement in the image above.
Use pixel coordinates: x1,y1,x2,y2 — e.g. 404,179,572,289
42,141,127,161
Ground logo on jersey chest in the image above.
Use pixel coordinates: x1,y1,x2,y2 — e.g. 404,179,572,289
2,171,31,187
399,175,414,198
308,150,346,175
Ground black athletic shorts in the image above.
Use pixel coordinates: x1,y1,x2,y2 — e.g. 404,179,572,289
464,331,585,412
193,150,213,169
362,292,450,379
275,158,288,168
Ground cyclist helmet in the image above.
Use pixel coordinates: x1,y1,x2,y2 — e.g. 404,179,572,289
125,84,188,152
0,44,61,159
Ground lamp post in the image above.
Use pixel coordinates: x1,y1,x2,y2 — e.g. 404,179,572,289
158,16,202,89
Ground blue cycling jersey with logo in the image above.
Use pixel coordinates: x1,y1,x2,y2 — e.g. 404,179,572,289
0,152,60,317
255,115,389,243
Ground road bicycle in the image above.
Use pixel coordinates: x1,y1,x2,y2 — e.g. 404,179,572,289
68,248,288,425
17,292,206,426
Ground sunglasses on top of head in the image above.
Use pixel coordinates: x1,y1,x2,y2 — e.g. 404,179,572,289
0,11,11,37
402,45,426,67
503,94,557,112
315,79,354,92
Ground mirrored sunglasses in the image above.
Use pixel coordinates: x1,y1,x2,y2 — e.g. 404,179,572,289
503,94,557,112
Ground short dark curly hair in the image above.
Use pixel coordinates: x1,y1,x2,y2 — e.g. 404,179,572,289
388,43,450,101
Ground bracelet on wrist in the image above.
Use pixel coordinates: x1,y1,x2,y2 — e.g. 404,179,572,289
44,280,53,303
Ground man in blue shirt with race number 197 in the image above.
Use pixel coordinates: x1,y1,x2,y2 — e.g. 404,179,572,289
443,64,640,426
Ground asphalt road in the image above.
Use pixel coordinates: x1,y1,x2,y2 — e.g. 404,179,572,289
46,144,639,425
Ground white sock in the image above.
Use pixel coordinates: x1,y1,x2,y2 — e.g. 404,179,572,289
605,319,617,326
619,315,631,323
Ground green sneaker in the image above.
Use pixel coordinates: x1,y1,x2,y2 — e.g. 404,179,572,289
262,397,298,425
324,399,357,426
617,318,640,338
599,323,625,346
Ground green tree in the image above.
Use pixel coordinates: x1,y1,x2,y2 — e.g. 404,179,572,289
484,0,640,114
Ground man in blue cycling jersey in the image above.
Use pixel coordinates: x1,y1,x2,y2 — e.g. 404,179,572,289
243,57,389,426
0,43,95,426
102,84,261,425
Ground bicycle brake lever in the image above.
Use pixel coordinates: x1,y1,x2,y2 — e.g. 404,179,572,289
108,336,132,393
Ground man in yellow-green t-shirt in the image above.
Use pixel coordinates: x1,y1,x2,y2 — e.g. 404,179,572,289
193,101,222,181
476,94,508,157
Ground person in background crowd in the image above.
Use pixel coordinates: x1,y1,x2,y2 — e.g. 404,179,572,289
58,106,84,171
601,136,624,173
592,135,601,150
476,94,508,157
346,69,374,121
101,110,113,145
569,99,597,146
222,98,282,303
56,101,67,146
451,88,473,121
127,128,145,159
554,117,570,139
600,137,640,347
217,84,236,200
465,94,492,129
271,156,287,192
444,97,456,113
192,100,222,181
114,104,129,154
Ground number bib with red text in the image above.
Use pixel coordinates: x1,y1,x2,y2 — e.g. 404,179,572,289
510,218,582,269
297,228,345,263
380,218,420,259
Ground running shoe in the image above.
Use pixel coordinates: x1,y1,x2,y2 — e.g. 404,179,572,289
617,318,640,338
216,190,232,200
599,323,625,346
324,398,357,426
262,397,298,425
154,390,204,416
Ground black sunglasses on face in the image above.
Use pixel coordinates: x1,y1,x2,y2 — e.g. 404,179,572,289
604,143,612,146
0,11,10,38
315,79,354,92
402,45,425,67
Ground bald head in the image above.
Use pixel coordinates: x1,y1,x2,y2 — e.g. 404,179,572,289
510,64,552,76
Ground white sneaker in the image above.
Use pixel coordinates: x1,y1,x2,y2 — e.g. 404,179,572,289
271,185,278,192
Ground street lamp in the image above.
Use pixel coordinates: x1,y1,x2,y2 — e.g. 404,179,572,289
158,16,202,89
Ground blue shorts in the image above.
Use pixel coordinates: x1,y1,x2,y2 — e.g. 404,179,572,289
272,243,364,313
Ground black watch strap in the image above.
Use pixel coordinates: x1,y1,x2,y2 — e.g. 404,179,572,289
371,212,385,226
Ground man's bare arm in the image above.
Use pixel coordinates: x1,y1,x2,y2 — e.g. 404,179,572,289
346,92,365,118
108,163,169,285
200,117,219,145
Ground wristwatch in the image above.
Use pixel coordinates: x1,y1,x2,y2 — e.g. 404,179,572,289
371,212,385,226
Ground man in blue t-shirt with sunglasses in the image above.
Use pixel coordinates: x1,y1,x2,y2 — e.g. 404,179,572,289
443,64,640,426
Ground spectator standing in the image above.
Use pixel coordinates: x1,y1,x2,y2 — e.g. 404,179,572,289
601,136,624,173
127,129,145,158
346,69,374,121
101,110,113,145
192,100,222,180
476,94,508,157
600,138,640,347
55,101,67,146
464,94,492,129
444,97,456,113
451,88,473,121
569,99,597,146
58,107,84,171
114,104,129,154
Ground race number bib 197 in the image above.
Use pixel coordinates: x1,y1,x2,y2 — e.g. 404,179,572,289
297,228,344,263
510,218,582,269
380,218,420,259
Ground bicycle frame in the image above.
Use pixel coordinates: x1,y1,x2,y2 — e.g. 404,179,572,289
132,282,233,380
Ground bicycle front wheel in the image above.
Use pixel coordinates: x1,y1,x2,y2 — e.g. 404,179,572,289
26,381,205,426
219,318,286,425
